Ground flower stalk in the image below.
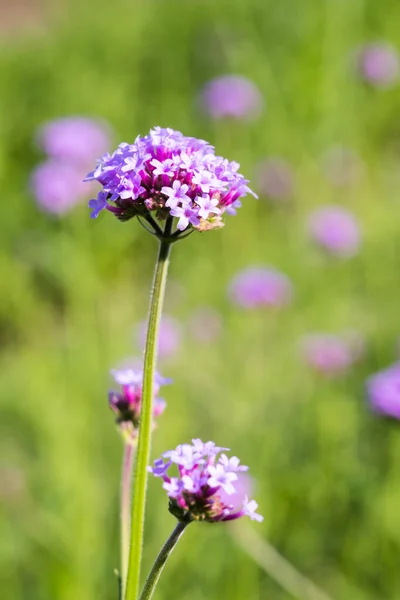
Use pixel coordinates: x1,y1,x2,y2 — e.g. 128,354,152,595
125,223,172,600
121,443,135,598
139,522,188,600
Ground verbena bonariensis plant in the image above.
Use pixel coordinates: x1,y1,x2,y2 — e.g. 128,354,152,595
86,126,262,600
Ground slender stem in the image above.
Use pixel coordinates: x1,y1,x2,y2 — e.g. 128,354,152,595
144,213,163,237
121,443,135,598
125,235,172,600
139,522,188,600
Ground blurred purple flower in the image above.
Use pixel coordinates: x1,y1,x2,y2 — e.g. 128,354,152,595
189,307,222,343
256,158,294,201
321,146,364,188
307,205,361,257
367,363,400,419
301,332,364,376
137,315,182,358
357,43,399,87
37,117,111,166
30,160,89,214
228,267,293,309
109,364,171,443
200,75,263,120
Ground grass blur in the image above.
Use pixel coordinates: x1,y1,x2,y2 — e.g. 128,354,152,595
1,0,400,598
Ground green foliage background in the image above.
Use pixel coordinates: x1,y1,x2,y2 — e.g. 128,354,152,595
1,0,400,598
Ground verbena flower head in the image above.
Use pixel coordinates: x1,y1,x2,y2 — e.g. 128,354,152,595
37,117,111,166
149,439,263,523
30,160,89,215
357,43,399,87
307,205,361,257
200,75,263,120
301,332,364,376
85,127,256,232
228,266,293,309
256,158,294,201
109,366,170,444
367,363,400,420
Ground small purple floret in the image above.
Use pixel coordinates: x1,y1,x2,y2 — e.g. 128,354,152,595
149,439,263,523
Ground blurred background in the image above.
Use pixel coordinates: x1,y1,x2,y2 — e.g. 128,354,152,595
1,0,400,598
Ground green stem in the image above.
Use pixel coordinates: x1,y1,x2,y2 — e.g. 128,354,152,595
121,443,135,598
125,233,172,600
139,522,188,600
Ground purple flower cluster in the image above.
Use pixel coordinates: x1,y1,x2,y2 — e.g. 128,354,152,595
109,366,170,443
32,116,111,215
367,363,400,419
85,127,256,231
149,439,263,523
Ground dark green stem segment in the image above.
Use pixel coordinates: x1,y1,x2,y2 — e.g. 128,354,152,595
139,522,188,600
125,229,172,600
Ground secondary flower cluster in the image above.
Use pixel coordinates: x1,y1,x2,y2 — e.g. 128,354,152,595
109,366,170,444
149,439,263,523
85,127,256,231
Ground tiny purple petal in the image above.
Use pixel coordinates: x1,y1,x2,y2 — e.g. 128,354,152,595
88,191,108,218
243,497,264,522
